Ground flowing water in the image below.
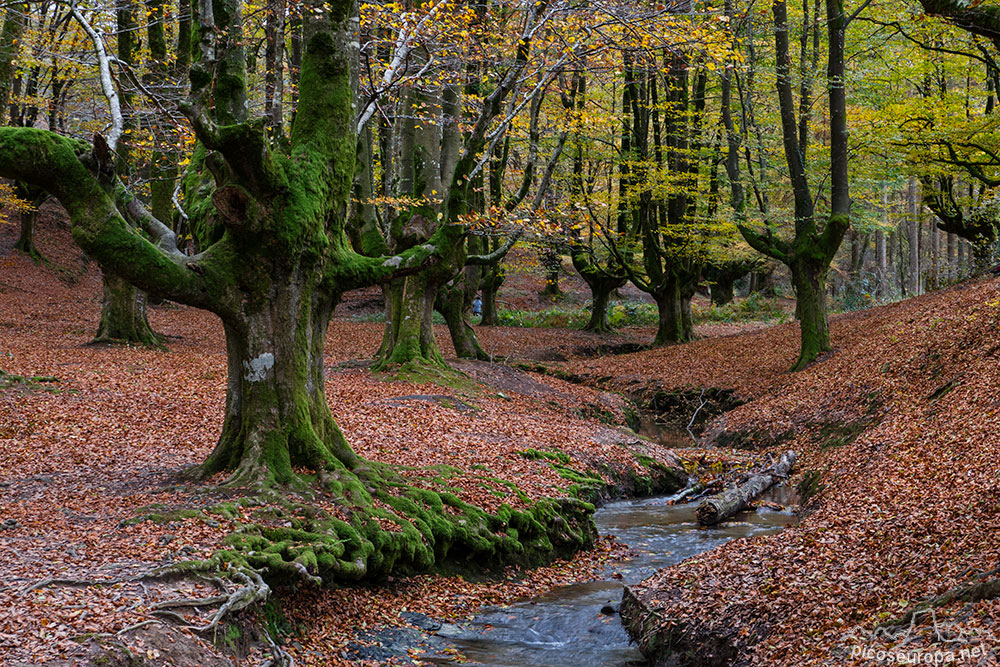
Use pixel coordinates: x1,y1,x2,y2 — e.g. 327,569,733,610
427,491,798,667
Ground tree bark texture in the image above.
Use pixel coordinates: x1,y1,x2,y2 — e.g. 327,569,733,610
696,451,796,525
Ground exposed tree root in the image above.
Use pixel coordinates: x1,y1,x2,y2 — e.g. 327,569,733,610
213,464,597,586
882,567,1000,629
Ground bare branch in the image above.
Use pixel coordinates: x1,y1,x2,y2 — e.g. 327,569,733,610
68,3,122,151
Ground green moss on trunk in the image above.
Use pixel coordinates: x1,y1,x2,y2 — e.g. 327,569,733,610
790,259,831,371
93,273,162,347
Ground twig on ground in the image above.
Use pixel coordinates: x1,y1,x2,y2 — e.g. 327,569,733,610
686,388,707,445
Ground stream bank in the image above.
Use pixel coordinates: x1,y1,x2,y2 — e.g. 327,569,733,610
347,490,798,666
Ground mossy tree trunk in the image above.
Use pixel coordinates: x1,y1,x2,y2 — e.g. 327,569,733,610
705,258,759,306
14,206,43,262
12,181,46,262
586,282,614,332
146,0,178,229
479,256,504,326
94,273,161,346
565,73,626,334
373,1,553,369
789,257,831,370
374,78,458,372
376,266,449,370
203,286,358,485
434,233,489,360
91,0,160,346
572,249,626,334
436,275,488,360
539,245,562,299
607,54,710,348
710,277,735,306
651,275,695,346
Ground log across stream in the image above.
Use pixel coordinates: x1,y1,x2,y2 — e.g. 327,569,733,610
350,489,799,666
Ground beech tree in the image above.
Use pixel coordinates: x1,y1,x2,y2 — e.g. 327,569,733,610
0,0,606,584
721,0,851,370
358,1,573,372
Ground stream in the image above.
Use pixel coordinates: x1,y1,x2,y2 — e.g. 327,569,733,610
421,489,798,667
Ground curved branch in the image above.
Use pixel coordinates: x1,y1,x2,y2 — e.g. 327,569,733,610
467,230,521,266
0,128,229,313
114,184,184,257
69,3,123,151
736,222,791,264
327,223,467,291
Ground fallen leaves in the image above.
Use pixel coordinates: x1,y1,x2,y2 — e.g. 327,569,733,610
0,211,659,664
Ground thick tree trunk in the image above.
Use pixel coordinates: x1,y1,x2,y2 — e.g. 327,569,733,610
584,281,615,332
696,451,796,525
710,275,736,306
93,273,161,346
652,278,694,346
203,285,356,485
376,273,446,370
14,207,43,262
575,254,626,333
790,260,830,371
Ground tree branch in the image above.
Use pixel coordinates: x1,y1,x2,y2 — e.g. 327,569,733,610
0,128,232,314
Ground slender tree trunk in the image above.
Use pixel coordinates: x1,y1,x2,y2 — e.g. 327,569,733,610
876,229,887,298
0,4,26,125
930,221,940,288
908,178,921,295
146,0,176,225
947,232,956,281
264,0,285,134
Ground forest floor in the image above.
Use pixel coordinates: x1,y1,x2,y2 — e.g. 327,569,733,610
567,282,1000,665
3,206,1000,666
0,208,739,665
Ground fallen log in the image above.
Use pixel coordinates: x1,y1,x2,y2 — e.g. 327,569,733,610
695,451,796,526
